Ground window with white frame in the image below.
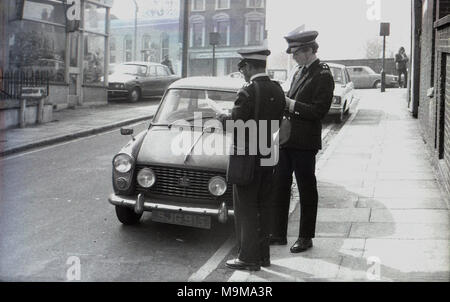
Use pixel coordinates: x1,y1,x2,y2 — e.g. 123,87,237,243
245,12,264,46
161,32,170,60
191,0,205,11
213,13,230,46
124,35,133,62
190,16,205,47
215,0,230,10
247,0,264,8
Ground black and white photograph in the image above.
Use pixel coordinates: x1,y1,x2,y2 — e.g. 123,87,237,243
0,0,449,288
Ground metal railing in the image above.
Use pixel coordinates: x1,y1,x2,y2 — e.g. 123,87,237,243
0,70,49,100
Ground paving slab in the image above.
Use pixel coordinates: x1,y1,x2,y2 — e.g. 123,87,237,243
370,209,449,223
357,197,447,209
288,222,352,238
361,239,450,281
349,222,450,239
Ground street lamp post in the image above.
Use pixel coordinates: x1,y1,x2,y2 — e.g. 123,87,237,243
133,0,139,61
380,22,390,93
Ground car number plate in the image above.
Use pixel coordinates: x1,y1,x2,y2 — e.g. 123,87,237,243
152,210,211,229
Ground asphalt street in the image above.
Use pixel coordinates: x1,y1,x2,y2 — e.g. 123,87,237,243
0,111,343,282
0,121,238,281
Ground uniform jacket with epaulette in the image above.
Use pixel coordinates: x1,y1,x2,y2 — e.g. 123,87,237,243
285,59,335,150
225,75,286,167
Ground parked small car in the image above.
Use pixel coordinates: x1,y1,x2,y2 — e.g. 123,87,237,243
347,66,398,89
109,77,246,229
108,62,180,102
327,63,355,122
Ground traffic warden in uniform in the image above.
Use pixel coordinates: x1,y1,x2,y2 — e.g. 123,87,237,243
221,48,286,271
269,29,335,253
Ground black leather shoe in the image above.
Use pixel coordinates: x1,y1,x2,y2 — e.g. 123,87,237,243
260,258,270,267
226,259,260,271
269,237,288,246
290,238,313,253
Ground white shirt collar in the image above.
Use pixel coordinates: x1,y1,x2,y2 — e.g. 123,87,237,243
250,73,269,81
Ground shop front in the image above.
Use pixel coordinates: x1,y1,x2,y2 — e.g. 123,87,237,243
188,49,242,77
3,0,112,110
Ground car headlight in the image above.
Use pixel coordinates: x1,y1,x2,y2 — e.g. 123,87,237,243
137,168,156,188
113,154,133,173
332,96,342,105
208,176,227,197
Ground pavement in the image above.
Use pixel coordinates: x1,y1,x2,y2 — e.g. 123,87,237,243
0,100,160,157
224,88,450,282
0,89,448,282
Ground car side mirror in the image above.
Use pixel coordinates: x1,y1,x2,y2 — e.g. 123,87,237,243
121,128,134,136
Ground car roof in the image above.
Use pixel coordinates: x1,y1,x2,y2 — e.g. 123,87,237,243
168,76,246,92
347,66,371,69
325,62,346,69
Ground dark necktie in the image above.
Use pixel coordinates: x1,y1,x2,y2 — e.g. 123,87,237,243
289,66,307,95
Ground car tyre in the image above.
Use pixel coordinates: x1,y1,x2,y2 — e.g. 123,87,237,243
374,80,381,89
115,205,142,225
129,87,141,103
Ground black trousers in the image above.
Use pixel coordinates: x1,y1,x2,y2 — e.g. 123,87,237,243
269,148,319,239
398,69,408,88
233,168,274,264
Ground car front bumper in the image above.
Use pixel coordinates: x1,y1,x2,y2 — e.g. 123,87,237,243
108,193,234,223
108,89,129,100
328,106,343,115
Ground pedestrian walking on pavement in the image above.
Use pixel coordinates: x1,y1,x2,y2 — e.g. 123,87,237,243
395,47,409,88
221,48,286,271
161,55,175,75
268,28,335,253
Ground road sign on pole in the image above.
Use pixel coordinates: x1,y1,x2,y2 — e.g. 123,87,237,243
380,22,390,93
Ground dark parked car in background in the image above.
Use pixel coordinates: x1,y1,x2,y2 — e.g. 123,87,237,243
109,77,247,229
108,62,180,102
347,66,398,89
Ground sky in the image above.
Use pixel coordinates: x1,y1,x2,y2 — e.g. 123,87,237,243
110,0,412,60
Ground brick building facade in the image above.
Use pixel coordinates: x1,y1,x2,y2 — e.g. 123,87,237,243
411,0,450,195
187,0,267,76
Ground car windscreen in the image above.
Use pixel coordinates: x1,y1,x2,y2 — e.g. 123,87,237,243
154,89,236,124
114,64,147,76
330,67,344,84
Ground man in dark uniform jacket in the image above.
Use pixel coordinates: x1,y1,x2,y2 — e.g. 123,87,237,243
269,29,335,253
223,48,286,271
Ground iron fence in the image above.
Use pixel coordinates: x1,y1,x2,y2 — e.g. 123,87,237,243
0,70,49,100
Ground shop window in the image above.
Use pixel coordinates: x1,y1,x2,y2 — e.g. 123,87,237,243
83,33,105,85
247,0,264,8
124,35,133,62
192,0,205,11
8,21,66,83
84,3,106,34
110,37,116,63
216,0,230,10
22,0,66,25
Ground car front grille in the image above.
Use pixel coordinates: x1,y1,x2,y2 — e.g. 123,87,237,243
136,165,232,202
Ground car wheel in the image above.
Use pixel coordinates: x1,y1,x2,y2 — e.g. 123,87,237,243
344,102,350,115
129,87,141,103
335,110,344,123
115,205,142,225
374,80,381,89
